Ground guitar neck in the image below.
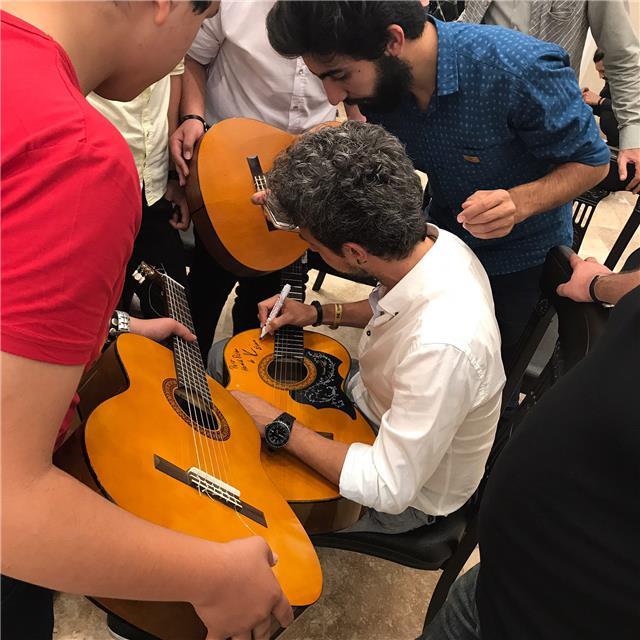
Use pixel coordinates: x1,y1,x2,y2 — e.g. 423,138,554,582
275,256,307,362
160,275,212,402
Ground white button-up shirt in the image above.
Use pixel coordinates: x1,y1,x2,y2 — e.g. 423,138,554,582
342,226,505,517
187,1,336,133
88,62,184,206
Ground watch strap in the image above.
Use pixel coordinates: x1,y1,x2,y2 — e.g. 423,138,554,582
310,300,323,327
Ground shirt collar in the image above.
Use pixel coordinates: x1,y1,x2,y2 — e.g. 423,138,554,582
430,17,459,97
370,224,442,318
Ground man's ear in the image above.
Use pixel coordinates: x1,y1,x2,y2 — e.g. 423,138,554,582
343,242,369,265
152,0,171,26
386,25,406,57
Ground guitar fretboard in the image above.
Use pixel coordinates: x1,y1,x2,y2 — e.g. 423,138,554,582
161,276,213,404
274,256,307,363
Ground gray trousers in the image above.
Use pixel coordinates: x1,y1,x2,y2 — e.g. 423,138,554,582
418,564,482,640
209,338,436,535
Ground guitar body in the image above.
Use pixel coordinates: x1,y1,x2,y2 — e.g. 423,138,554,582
187,118,307,276
55,333,322,640
224,329,376,534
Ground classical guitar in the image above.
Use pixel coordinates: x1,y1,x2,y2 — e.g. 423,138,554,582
54,263,322,640
186,117,340,277
223,256,376,535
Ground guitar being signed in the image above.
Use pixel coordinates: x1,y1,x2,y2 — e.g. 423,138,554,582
223,257,375,535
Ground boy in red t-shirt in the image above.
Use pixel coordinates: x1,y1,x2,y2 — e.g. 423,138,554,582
0,3,291,639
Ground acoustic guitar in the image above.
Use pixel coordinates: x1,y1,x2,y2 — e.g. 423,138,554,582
54,263,322,640
223,256,376,535
186,117,340,277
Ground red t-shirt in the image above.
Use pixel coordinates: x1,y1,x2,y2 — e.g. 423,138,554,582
1,11,141,441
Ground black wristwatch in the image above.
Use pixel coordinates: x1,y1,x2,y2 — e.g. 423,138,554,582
264,412,295,450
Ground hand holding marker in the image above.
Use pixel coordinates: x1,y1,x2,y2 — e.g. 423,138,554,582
260,284,291,339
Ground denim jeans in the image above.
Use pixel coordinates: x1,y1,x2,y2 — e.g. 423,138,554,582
419,564,482,640
417,564,481,640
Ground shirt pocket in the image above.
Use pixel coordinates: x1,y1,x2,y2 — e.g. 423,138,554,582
546,0,582,22
430,137,525,200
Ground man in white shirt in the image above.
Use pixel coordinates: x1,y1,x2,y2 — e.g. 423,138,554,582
169,0,336,361
89,64,190,317
233,122,505,533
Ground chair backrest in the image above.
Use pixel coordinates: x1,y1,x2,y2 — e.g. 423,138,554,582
572,188,610,253
542,246,610,372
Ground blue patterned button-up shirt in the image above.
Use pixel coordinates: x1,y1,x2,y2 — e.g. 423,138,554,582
364,18,610,276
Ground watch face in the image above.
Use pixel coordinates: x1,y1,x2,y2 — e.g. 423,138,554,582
266,420,290,448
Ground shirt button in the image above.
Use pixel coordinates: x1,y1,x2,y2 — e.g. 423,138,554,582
298,68,304,76
366,330,371,336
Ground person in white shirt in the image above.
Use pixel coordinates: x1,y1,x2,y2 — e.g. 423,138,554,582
169,0,336,361
89,63,190,317
233,121,506,534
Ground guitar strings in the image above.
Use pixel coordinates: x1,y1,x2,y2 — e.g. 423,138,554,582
163,276,214,485
165,276,229,493
165,275,262,539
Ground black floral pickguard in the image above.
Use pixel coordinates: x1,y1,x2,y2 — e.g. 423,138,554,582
291,348,356,419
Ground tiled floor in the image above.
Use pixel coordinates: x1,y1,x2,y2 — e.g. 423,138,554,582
54,190,638,639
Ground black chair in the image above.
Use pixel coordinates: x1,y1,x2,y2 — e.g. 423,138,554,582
571,187,610,253
524,191,639,394
310,247,609,633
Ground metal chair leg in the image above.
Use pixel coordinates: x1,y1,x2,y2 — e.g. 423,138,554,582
312,271,327,292
604,197,640,270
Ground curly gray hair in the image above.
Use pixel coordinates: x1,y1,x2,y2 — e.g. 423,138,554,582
266,121,426,260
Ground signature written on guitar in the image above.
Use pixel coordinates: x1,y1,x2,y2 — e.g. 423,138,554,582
228,338,265,372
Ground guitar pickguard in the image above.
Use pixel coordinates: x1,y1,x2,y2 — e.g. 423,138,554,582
291,349,356,420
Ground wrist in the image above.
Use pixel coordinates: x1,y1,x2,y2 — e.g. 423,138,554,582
589,274,610,305
108,310,131,342
507,187,530,223
309,301,323,326
180,114,208,132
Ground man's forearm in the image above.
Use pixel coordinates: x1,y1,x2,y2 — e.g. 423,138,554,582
2,466,229,603
594,270,640,305
285,422,350,486
168,74,182,139
510,162,608,220
180,56,207,118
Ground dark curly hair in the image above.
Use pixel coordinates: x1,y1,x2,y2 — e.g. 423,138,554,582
266,122,426,260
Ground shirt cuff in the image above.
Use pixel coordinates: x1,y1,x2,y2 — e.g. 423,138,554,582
619,125,640,151
339,442,377,507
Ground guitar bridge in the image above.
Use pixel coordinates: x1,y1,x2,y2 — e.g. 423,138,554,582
187,467,242,509
154,455,267,527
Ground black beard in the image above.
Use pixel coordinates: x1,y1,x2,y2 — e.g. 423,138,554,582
345,55,413,112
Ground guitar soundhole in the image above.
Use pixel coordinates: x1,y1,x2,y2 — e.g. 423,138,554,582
258,355,317,391
267,358,308,383
162,379,230,441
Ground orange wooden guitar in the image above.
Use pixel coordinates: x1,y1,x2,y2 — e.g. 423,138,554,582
55,263,322,640
186,117,340,277
223,257,376,534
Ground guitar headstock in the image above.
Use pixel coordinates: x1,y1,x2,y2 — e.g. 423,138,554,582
132,262,164,286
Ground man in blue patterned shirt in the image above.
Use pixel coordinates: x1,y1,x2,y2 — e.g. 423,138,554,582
266,1,610,368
